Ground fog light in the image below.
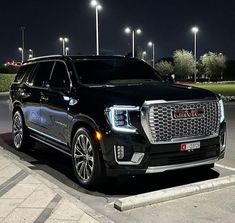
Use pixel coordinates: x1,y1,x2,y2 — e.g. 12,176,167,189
116,145,125,160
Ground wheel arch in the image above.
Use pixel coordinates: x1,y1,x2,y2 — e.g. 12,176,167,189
12,102,23,118
70,115,103,150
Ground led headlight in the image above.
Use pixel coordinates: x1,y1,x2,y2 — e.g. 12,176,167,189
218,99,225,123
106,106,140,133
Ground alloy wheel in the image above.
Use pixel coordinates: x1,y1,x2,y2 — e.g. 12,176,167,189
13,112,23,149
74,134,94,182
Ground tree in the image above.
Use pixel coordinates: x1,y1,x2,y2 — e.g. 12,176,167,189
201,52,226,81
155,61,174,76
173,50,196,80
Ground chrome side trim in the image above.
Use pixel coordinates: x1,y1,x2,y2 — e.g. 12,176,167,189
30,135,71,156
145,157,218,174
28,127,67,145
114,146,145,165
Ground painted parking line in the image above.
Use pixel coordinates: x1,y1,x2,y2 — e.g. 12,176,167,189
215,164,235,172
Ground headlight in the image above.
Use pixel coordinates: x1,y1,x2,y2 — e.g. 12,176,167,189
106,105,140,133
219,99,225,123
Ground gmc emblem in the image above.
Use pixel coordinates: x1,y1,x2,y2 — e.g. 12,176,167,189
172,108,204,119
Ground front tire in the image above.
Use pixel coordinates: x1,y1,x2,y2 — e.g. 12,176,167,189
12,110,35,151
72,128,105,188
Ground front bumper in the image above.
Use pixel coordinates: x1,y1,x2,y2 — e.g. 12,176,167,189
101,121,226,176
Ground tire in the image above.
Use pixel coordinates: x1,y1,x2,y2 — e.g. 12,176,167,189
72,128,105,188
12,110,35,151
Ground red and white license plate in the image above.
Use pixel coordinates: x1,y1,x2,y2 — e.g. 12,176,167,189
181,142,200,151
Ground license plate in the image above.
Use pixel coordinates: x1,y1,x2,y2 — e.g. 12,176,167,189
181,142,200,151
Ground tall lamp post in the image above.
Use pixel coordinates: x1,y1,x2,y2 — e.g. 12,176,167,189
124,27,142,57
20,26,25,62
65,47,69,56
29,49,33,59
191,26,199,82
142,51,147,61
18,47,24,63
59,37,68,55
148,41,155,68
90,0,102,55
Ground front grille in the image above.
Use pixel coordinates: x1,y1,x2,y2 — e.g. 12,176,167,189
142,100,220,144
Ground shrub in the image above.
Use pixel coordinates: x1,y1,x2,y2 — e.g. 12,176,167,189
155,61,174,76
0,74,16,92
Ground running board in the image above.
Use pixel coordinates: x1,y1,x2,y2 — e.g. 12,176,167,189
30,135,72,157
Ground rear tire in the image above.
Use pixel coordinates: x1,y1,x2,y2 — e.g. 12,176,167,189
71,128,105,188
12,110,35,151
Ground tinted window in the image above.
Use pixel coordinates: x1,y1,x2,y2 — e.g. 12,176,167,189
15,64,34,83
50,62,70,89
32,62,54,87
73,59,162,85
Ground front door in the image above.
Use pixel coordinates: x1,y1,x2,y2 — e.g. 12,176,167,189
40,61,71,147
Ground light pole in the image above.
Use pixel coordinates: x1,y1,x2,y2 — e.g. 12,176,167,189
142,51,147,61
59,37,68,55
29,49,33,59
148,41,155,68
90,0,102,55
20,26,25,61
191,26,199,82
18,47,24,63
124,27,142,57
65,47,69,56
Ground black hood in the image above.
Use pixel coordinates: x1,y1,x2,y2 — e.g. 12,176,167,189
79,82,217,107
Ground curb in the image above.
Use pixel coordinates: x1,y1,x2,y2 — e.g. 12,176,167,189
114,174,235,211
0,92,9,100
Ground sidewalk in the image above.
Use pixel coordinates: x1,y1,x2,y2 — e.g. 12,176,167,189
0,146,112,223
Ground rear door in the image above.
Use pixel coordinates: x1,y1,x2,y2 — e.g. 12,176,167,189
40,61,71,146
25,61,54,132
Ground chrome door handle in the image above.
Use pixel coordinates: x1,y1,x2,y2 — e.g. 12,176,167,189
41,95,49,101
40,92,49,101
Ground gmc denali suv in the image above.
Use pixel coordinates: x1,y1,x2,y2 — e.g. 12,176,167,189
9,55,226,188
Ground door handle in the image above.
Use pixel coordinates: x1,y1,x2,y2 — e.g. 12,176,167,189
40,92,49,101
18,88,30,97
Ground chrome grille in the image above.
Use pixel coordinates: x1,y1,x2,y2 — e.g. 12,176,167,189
142,100,220,144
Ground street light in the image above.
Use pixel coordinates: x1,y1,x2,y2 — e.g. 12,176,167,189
142,51,147,61
148,41,155,68
124,27,142,57
18,47,24,62
191,26,199,82
20,26,25,62
59,37,68,55
90,0,102,55
65,47,69,56
29,49,33,59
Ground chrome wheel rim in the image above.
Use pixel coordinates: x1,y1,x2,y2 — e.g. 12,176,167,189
13,113,23,149
74,134,94,182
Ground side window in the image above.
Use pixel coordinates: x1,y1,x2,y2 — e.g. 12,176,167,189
14,64,34,83
32,62,54,87
50,62,70,89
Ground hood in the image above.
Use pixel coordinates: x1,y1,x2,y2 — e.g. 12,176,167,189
78,82,217,107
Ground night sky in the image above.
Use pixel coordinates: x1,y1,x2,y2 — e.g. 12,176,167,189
1,0,235,61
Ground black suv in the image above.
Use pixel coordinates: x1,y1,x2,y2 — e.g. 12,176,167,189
10,55,226,188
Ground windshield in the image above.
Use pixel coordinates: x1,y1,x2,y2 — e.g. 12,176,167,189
73,58,162,85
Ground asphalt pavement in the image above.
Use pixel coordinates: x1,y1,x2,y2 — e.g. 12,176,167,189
0,98,235,222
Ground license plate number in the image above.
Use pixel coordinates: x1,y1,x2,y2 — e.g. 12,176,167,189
181,142,200,151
